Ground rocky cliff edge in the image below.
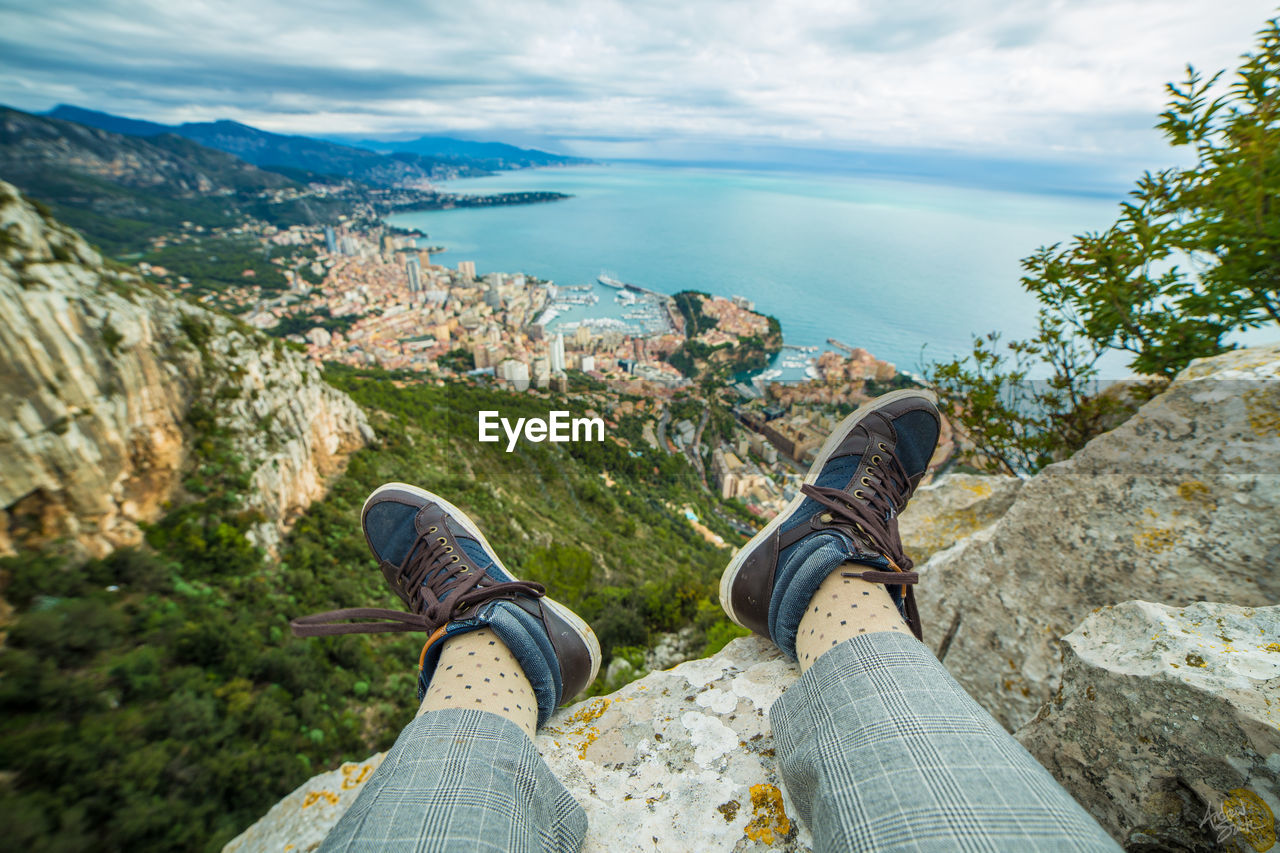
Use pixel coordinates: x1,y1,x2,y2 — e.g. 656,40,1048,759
0,179,374,557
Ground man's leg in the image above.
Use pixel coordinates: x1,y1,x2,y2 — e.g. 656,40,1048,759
721,391,1120,852
774,571,1119,851
292,484,601,853
321,629,585,853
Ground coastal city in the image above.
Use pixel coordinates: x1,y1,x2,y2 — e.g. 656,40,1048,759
154,216,949,526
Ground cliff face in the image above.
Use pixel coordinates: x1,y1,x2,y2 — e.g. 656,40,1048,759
1017,601,1279,852
0,179,373,557
919,344,1280,730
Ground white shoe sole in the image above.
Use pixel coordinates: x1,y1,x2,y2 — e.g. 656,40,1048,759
362,482,603,691
717,389,937,629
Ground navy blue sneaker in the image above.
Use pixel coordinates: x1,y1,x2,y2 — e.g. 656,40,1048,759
292,483,601,727
719,390,941,657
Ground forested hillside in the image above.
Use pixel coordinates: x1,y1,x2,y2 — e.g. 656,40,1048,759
0,367,750,852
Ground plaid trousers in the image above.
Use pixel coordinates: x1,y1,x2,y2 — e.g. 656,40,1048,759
322,633,1119,852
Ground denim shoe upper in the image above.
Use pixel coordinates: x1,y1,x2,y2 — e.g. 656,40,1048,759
726,393,941,653
291,486,596,727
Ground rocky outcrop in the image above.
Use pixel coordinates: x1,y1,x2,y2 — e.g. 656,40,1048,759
0,180,373,557
226,636,812,853
918,344,1280,730
1016,601,1280,853
898,472,1022,564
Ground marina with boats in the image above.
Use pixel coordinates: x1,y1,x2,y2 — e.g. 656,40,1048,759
535,270,828,387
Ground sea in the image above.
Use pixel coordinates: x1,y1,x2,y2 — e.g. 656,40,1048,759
387,164,1128,378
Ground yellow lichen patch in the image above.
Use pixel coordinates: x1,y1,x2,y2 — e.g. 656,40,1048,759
1177,480,1211,501
1243,388,1280,437
560,698,612,759
1185,653,1207,668
301,790,339,808
1133,525,1179,553
340,763,373,789
1263,643,1280,653
743,783,791,844
718,800,740,822
1222,787,1275,852
564,698,611,728
575,726,601,760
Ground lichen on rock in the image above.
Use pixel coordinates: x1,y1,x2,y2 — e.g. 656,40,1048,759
1016,600,1280,852
918,344,1280,731
225,636,813,852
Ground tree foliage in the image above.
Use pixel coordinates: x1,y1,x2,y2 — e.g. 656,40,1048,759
929,17,1280,473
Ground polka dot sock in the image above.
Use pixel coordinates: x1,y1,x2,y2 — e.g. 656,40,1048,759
795,567,912,673
418,627,538,740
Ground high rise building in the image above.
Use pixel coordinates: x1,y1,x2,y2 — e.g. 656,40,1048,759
498,359,530,391
458,261,477,280
550,333,566,374
406,256,422,293
580,355,596,373
532,357,551,389
323,225,337,255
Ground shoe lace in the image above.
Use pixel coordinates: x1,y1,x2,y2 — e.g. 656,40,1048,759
290,530,545,637
800,439,916,572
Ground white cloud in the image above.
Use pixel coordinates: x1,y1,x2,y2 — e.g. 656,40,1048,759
0,0,1272,165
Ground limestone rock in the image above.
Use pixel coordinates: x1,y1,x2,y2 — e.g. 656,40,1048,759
1016,601,1280,853
222,756,388,853
898,472,1022,564
919,344,1280,730
0,180,374,557
225,636,812,853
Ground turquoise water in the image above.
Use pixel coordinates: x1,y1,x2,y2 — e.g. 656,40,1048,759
388,165,1124,373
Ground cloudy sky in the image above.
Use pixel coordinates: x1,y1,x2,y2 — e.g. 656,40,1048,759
0,0,1272,174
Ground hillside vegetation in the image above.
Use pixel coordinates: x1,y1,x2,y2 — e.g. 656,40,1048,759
0,367,749,853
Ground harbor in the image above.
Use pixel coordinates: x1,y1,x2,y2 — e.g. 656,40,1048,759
534,272,679,338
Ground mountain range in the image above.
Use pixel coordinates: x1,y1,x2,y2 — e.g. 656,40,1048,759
0,106,577,254
349,134,592,171
47,105,587,184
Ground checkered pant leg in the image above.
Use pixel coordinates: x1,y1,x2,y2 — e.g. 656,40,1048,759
321,708,586,853
772,632,1121,853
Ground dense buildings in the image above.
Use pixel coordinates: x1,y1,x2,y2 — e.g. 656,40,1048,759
216,219,910,523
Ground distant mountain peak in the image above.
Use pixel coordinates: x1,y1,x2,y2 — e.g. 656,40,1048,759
39,104,586,184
